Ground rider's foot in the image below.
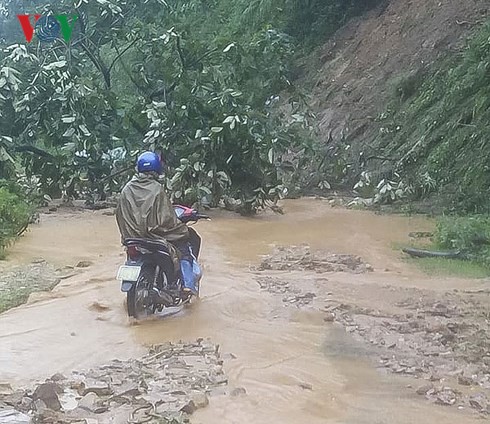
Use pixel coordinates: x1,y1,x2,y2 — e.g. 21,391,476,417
183,286,198,297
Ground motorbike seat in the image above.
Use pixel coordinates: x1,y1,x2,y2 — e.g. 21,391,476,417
123,238,171,253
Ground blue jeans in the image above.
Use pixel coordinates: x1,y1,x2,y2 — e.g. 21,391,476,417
174,240,198,293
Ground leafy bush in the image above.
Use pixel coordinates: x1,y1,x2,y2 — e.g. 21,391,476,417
435,216,490,266
0,185,31,257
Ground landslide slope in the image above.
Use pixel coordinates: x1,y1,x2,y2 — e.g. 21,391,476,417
305,0,489,211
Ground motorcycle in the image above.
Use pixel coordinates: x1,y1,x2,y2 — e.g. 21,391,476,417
116,205,209,318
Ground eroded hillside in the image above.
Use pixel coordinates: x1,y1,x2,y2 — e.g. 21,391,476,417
306,0,489,210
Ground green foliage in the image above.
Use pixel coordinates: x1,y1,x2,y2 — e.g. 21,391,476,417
372,21,490,213
0,184,31,256
0,0,386,218
0,0,320,212
435,215,490,266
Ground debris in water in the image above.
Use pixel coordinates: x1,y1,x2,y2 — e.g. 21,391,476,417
257,245,371,273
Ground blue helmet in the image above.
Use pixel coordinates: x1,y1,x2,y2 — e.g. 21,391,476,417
137,151,163,174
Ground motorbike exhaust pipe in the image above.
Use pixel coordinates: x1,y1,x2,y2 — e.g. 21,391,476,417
151,288,174,306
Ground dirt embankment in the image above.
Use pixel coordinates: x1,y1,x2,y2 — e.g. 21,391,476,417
255,245,490,416
308,0,489,170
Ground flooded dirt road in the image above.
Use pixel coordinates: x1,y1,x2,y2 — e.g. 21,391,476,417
0,198,488,423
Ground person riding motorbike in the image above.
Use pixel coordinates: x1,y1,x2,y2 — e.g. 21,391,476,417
115,151,200,296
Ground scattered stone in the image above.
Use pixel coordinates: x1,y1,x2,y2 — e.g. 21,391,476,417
257,245,370,274
88,302,111,313
180,400,197,415
77,392,99,412
0,409,31,423
469,393,489,414
230,387,247,397
76,261,93,268
32,382,62,411
79,380,113,397
299,383,313,391
428,388,458,406
190,392,209,409
416,384,433,395
102,210,115,216
223,353,237,360
0,382,14,395
458,375,474,386
50,373,66,382
0,340,225,424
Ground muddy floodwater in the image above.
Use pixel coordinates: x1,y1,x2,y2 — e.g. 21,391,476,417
1,198,488,423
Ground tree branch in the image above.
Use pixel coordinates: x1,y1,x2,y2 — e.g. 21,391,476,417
108,39,138,73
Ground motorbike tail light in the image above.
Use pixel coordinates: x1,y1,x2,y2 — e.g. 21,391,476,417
126,245,140,259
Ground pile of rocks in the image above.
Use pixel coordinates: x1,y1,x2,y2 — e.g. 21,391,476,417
257,245,373,273
0,339,228,424
325,294,490,415
256,276,316,307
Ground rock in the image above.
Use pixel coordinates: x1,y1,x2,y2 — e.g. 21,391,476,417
0,382,13,395
113,384,141,399
32,399,49,413
299,383,313,391
212,374,228,385
78,393,99,412
76,261,93,268
191,392,209,409
0,409,31,423
222,353,237,360
79,380,113,397
102,210,115,216
50,373,66,382
432,388,458,406
323,313,335,322
469,393,489,413
88,302,111,313
230,387,247,397
32,382,62,411
180,400,197,415
457,375,473,386
416,384,433,395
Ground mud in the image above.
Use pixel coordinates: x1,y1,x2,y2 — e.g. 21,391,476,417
0,198,488,424
253,253,490,416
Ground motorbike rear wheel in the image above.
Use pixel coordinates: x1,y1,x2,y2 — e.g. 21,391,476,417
127,265,154,319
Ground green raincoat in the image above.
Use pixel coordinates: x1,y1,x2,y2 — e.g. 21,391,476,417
115,174,189,266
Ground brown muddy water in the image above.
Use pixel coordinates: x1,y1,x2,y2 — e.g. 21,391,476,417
0,198,482,423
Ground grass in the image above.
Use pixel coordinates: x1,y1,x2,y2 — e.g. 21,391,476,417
393,240,490,279
0,264,60,314
406,257,490,279
370,20,490,213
